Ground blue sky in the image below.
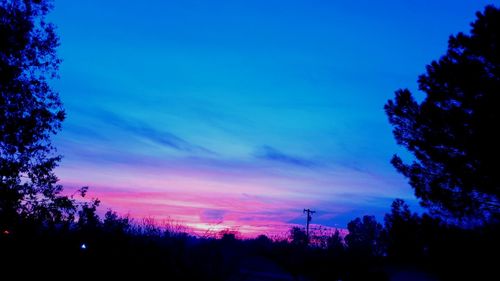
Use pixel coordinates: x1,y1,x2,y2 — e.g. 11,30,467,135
49,0,495,236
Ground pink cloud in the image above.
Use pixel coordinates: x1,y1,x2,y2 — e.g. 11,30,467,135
61,186,311,237
57,155,410,238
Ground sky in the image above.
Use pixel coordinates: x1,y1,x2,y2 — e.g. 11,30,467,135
49,0,496,237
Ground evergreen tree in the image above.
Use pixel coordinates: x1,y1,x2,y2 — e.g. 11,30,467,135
385,6,500,224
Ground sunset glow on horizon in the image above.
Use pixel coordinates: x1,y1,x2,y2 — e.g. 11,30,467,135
49,0,493,237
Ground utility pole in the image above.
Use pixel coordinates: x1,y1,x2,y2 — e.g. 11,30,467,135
303,209,316,242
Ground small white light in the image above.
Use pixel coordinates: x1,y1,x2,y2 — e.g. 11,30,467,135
81,243,87,250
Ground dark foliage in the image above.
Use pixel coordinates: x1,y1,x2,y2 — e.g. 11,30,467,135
0,0,67,230
327,229,345,254
385,5,500,223
345,215,384,257
3,197,498,280
384,199,422,260
289,226,308,246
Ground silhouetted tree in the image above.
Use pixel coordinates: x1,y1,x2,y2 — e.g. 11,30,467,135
290,226,308,246
77,198,101,231
384,199,421,259
327,229,345,254
0,0,65,229
220,231,236,242
103,209,130,235
345,215,384,256
385,5,500,223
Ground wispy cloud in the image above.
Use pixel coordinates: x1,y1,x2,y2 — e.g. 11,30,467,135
254,145,316,167
83,108,213,154
200,209,226,223
129,124,213,154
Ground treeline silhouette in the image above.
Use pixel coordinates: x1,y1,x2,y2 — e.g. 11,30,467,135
1,198,499,280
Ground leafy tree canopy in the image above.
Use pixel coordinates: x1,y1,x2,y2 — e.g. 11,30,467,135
385,5,500,224
345,215,384,256
1,0,66,228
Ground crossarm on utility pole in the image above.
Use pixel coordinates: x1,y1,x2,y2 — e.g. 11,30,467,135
303,209,316,243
